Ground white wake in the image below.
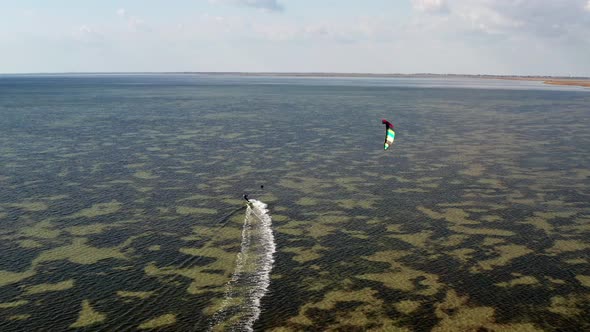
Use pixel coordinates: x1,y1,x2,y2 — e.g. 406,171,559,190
209,200,276,331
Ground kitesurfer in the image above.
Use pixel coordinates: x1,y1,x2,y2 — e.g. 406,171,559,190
243,194,250,202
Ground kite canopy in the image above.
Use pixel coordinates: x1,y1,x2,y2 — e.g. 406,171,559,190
382,119,394,128
382,119,395,150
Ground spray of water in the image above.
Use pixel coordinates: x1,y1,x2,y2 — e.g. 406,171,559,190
209,200,275,331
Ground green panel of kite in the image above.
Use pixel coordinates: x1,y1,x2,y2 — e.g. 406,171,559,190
384,127,395,150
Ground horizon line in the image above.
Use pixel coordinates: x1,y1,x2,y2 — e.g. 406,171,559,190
1,71,589,80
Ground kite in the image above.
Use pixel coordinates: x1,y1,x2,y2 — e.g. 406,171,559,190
382,119,395,150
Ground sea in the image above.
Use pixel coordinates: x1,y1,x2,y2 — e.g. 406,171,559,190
0,74,589,331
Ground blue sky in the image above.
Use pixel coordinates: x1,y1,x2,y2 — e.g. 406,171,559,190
2,0,590,75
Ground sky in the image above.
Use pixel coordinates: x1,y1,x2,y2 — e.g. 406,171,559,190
2,0,590,75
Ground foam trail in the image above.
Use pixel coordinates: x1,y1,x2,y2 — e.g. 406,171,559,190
209,200,275,332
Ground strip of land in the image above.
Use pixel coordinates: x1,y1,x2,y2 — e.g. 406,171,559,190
192,72,590,88
543,80,590,88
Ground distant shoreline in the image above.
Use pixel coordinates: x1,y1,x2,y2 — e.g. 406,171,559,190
542,80,590,88
3,72,589,88
224,73,590,88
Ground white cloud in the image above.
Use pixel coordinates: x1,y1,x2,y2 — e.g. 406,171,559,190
412,0,448,14
210,0,284,12
454,3,523,35
410,0,590,40
79,25,92,34
72,24,104,43
585,0,590,11
115,8,145,31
